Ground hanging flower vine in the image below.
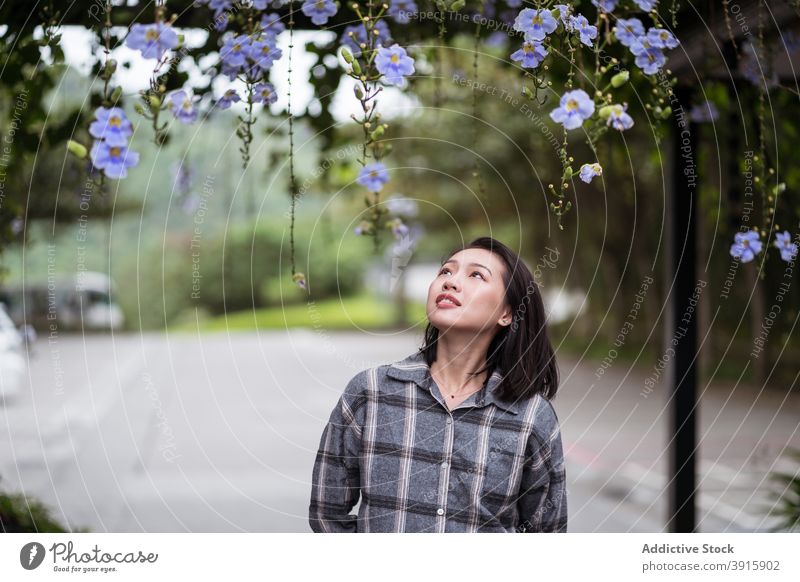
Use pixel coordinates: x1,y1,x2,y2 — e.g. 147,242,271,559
61,0,800,289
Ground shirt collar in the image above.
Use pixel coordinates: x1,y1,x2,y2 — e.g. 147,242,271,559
386,350,519,415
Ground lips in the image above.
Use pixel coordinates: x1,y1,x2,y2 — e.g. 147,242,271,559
436,293,461,307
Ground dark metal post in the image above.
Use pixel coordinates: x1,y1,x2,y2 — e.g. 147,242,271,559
666,84,698,532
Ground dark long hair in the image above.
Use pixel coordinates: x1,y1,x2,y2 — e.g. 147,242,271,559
419,236,559,402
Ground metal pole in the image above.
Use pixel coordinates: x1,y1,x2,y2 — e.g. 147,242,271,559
666,84,698,533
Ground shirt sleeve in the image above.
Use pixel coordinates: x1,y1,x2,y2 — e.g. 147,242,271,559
516,397,568,533
308,371,367,533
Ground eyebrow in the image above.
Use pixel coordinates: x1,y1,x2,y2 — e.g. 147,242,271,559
441,259,492,276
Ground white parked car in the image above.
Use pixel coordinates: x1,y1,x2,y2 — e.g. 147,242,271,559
0,302,26,403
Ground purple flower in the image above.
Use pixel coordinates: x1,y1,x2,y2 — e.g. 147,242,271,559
630,37,666,75
341,20,392,57
216,88,241,110
510,40,548,69
250,37,283,70
513,8,558,42
388,0,418,24
634,0,658,10
739,41,780,89
774,231,798,262
221,34,251,69
89,107,133,147
357,162,390,192
213,12,229,32
209,0,234,11
125,22,179,61
646,27,680,49
168,90,198,124
253,82,278,104
729,230,763,262
486,31,509,49
375,44,415,88
90,141,140,179
591,0,618,12
689,100,719,123
260,13,286,38
172,160,194,196
607,103,634,130
614,18,645,47
549,89,595,130
553,4,571,23
389,219,409,240
386,196,419,217
301,0,338,26
570,14,597,47
782,30,800,52
579,163,602,183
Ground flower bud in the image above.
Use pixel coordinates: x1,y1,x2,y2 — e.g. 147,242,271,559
67,140,87,159
610,70,629,88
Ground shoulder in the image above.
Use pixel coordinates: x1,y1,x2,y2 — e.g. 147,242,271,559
343,368,371,395
340,359,409,409
526,394,565,454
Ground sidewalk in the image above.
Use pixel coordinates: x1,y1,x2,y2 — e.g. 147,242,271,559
1,329,797,532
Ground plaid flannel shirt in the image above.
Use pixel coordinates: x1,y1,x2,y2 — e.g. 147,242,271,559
308,350,568,533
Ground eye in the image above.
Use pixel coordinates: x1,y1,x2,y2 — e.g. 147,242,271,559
472,271,486,280
438,267,450,275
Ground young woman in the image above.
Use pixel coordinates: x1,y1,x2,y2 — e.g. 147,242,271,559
309,236,567,532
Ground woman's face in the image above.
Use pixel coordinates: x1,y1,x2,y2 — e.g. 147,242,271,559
426,248,511,335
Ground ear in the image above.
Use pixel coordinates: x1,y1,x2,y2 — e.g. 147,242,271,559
498,307,513,327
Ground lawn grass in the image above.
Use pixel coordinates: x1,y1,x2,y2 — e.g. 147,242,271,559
173,293,429,332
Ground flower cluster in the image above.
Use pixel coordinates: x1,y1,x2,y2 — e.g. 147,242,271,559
729,230,763,263
613,17,680,76
88,107,140,179
731,230,799,263
510,4,597,71
219,30,283,82
214,9,285,110
388,0,418,24
195,0,287,32
341,19,392,57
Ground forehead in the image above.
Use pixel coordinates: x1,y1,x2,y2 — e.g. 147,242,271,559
444,248,503,272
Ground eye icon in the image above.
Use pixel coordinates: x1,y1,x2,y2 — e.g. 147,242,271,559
20,542,46,570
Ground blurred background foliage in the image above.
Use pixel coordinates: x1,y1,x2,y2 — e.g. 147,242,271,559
0,7,798,390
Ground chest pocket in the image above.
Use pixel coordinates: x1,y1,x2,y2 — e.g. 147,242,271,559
476,427,529,522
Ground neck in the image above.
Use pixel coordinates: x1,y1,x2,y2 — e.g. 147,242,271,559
429,330,493,393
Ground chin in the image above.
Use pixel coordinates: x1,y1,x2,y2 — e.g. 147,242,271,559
428,312,468,332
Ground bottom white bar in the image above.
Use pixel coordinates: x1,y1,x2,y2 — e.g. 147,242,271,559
1,533,798,581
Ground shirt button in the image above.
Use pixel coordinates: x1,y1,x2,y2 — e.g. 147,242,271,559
437,508,444,515
441,461,448,468
446,418,452,424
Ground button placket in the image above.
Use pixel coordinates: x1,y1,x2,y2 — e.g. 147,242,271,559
436,409,455,531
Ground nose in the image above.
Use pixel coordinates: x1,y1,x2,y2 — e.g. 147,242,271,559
443,278,458,292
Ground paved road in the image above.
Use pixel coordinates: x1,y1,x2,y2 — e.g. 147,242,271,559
1,328,797,532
